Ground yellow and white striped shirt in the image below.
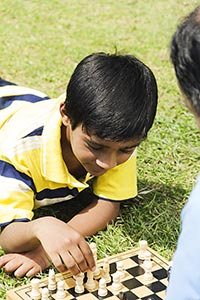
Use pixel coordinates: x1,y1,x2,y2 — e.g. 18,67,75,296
0,81,137,227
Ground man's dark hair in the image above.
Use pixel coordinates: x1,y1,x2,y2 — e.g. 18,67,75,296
170,6,200,117
64,52,158,141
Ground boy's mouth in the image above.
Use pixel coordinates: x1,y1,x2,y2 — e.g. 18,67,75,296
86,165,107,176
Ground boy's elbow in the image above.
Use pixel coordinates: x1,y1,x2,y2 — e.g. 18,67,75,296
107,202,120,222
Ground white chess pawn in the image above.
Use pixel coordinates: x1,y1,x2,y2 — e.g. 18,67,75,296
144,250,151,262
138,240,148,260
98,277,108,297
116,261,125,280
41,287,50,300
56,280,66,299
85,269,96,290
48,269,57,291
112,272,122,293
74,272,84,294
90,242,101,277
142,250,152,270
102,258,111,283
143,260,153,282
30,278,41,300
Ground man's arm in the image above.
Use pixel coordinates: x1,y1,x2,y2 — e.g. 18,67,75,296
68,199,120,236
166,177,200,299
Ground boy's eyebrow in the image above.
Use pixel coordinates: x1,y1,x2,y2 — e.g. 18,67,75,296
123,142,141,149
124,142,140,148
86,138,140,149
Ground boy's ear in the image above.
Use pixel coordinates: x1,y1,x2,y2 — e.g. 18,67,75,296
59,102,71,126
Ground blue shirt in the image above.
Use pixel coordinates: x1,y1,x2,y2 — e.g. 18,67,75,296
166,175,200,300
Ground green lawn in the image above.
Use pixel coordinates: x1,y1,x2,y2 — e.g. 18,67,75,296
0,0,200,298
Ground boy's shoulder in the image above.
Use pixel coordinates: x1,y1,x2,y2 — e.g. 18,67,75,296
0,93,65,153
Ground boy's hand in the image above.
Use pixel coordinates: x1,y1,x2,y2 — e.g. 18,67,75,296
33,216,95,275
0,244,50,277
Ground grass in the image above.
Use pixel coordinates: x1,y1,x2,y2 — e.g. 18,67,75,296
0,0,200,298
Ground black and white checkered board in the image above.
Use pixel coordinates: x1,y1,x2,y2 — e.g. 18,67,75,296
6,247,169,300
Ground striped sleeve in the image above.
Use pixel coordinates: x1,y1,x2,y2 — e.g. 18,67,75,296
0,80,50,129
0,159,35,227
0,78,50,110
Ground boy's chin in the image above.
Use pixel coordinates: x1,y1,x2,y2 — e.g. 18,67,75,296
89,169,107,176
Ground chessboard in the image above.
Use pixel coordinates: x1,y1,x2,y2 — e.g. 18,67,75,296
6,243,170,300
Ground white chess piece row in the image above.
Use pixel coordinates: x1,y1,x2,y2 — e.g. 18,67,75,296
30,275,67,300
30,240,150,300
138,239,154,282
42,280,66,300
73,257,126,297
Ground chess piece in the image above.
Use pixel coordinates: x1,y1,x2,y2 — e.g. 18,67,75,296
119,291,128,300
143,260,153,282
112,272,122,293
90,242,101,277
142,250,152,270
85,269,96,290
116,260,125,280
144,250,151,262
138,240,148,260
48,268,57,292
41,287,50,300
30,278,41,300
167,260,173,280
98,277,108,297
102,258,111,283
74,272,84,294
56,280,66,299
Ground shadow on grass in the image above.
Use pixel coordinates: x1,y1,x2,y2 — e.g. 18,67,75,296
119,179,188,256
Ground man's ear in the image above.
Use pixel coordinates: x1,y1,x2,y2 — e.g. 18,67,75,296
59,102,71,126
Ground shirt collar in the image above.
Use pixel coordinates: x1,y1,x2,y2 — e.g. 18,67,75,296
41,95,91,187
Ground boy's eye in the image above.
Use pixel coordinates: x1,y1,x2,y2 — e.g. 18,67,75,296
120,148,135,154
87,143,102,151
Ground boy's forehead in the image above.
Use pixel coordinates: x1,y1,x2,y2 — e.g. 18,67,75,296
78,124,142,146
88,132,141,147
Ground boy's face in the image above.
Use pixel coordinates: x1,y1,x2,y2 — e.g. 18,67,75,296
68,125,140,176
60,104,141,176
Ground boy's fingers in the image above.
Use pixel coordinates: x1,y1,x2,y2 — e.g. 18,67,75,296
12,259,42,278
61,247,87,275
1,258,23,274
14,264,36,277
79,240,96,271
0,253,42,277
49,252,71,274
49,243,95,276
65,241,95,274
0,254,13,267
25,265,42,278
59,251,81,275
0,254,19,270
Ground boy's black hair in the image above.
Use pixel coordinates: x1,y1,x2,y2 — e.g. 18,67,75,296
64,52,158,141
170,6,200,117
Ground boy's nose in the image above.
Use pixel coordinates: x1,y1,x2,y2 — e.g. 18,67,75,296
95,154,117,170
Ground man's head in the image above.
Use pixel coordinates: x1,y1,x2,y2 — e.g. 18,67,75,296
63,52,158,142
170,6,200,127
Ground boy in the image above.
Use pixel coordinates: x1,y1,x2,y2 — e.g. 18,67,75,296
166,6,200,299
0,52,158,278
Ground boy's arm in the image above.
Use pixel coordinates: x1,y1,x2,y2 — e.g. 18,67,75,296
68,199,120,236
0,216,95,275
